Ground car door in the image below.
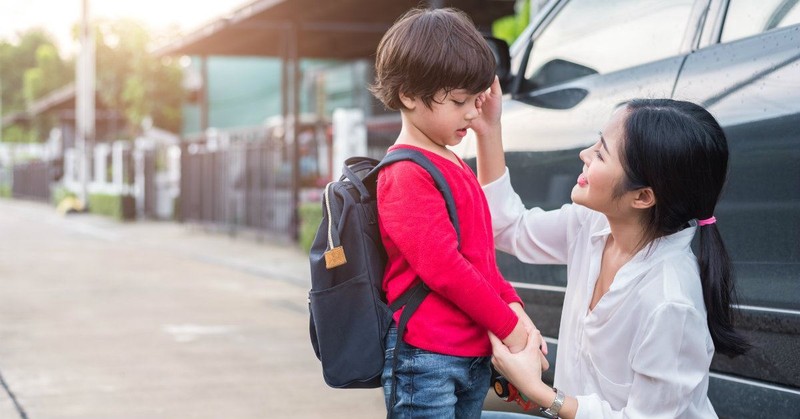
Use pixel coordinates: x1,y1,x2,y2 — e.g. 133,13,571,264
671,0,800,416
455,0,707,364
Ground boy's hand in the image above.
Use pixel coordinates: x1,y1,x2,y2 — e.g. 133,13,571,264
501,317,529,353
471,76,503,139
509,302,548,355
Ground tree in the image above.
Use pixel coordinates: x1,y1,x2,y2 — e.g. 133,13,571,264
2,20,184,143
24,43,73,105
91,18,183,136
1,29,67,143
0,29,61,115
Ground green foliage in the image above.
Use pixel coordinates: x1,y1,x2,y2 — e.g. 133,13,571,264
22,68,42,107
1,29,72,144
1,125,36,143
148,58,184,132
93,19,184,136
1,20,183,145
0,29,59,116
492,0,531,46
0,183,10,198
88,192,136,221
299,202,322,253
23,44,72,106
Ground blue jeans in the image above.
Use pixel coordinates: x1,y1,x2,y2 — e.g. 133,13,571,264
382,326,491,418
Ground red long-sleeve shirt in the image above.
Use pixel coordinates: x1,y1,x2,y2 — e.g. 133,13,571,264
377,144,521,357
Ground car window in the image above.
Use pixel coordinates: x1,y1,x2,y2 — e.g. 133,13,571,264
523,0,695,90
720,0,800,43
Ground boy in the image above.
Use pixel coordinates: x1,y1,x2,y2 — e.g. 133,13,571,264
371,7,533,418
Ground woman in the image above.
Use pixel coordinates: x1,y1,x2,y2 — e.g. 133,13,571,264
471,79,749,418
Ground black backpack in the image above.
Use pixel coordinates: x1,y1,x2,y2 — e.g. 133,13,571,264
308,148,460,391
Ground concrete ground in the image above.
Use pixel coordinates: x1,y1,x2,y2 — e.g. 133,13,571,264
0,198,523,419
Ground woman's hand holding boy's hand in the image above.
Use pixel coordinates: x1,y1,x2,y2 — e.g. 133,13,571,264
471,76,503,140
490,329,551,401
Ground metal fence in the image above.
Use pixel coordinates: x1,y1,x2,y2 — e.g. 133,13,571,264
12,160,57,202
179,128,293,239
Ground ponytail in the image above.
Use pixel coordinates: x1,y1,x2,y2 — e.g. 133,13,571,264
697,223,750,357
622,98,751,358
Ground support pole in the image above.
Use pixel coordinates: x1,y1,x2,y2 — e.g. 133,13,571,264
76,0,95,205
200,56,209,133
282,23,301,240
291,24,301,241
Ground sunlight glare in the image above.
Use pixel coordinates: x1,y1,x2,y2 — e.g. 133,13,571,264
0,0,248,53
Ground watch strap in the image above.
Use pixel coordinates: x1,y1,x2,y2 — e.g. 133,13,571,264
540,387,565,418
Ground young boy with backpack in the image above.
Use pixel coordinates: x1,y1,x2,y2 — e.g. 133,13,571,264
371,7,534,417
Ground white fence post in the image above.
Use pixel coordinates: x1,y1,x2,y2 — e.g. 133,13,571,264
331,108,366,182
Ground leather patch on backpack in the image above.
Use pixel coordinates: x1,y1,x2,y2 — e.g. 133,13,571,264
324,246,347,269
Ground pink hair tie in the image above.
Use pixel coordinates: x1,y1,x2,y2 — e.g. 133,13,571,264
698,216,717,226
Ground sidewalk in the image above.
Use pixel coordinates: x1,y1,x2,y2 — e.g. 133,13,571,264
0,198,386,419
0,198,519,418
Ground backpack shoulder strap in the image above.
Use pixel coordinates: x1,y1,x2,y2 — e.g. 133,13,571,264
368,148,461,247
339,157,380,201
370,149,461,417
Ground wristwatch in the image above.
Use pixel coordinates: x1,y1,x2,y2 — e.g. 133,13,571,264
539,387,565,418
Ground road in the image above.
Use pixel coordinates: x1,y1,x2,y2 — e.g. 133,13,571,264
0,198,387,419
0,198,520,418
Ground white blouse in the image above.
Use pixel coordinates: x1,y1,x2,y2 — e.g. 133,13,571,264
483,169,718,419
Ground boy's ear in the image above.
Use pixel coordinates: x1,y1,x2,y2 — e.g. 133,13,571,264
631,187,656,209
399,91,417,110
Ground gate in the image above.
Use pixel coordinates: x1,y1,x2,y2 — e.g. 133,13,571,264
12,160,55,202
179,127,293,239
142,149,157,218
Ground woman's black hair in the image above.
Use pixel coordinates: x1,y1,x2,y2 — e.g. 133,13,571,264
619,98,750,357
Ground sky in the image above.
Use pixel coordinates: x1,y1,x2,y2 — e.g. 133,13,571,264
0,0,250,55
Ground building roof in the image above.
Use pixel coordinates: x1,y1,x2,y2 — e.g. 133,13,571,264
1,84,77,128
1,84,112,124
28,84,78,115
155,0,515,58
1,111,30,127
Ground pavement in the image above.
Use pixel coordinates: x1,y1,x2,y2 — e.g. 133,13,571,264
0,198,519,419
0,197,388,419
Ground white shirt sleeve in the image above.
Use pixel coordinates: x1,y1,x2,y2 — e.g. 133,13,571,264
575,303,714,419
482,167,573,265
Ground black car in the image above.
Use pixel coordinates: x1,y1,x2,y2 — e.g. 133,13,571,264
457,0,800,416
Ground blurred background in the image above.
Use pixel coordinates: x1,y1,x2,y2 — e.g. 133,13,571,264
3,1,797,417
0,0,544,251
0,1,544,417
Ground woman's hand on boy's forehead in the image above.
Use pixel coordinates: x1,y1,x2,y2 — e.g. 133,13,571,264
470,76,503,138
476,77,502,119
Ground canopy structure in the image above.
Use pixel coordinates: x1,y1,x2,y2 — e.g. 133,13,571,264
154,0,514,58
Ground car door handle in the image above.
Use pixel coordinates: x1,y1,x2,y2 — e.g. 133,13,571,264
515,87,589,110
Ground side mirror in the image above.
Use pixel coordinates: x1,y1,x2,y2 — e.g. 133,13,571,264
483,36,512,92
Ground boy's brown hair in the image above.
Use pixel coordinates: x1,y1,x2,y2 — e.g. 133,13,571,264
370,8,496,110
